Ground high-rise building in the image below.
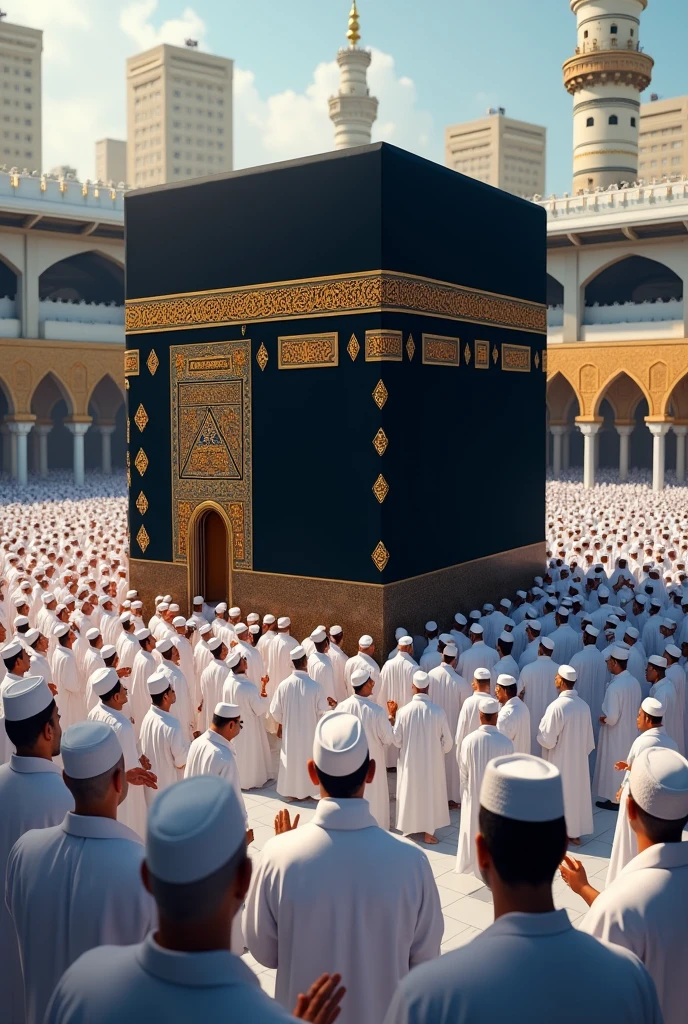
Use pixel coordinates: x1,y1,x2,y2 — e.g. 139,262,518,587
95,138,127,184
328,2,378,150
444,110,546,196
126,42,233,189
563,0,653,193
638,94,688,179
0,17,42,170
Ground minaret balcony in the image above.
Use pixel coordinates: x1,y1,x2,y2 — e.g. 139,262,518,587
563,50,653,95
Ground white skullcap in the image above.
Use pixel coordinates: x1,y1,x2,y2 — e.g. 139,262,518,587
53,623,70,638
469,624,483,635
330,625,343,636
556,606,570,618
641,697,664,717
665,644,681,659
98,595,111,606
290,645,306,661
3,675,53,721
214,702,240,719
85,627,100,641
199,623,212,636
119,612,132,624
444,644,458,658
629,747,688,820
558,664,577,683
147,775,246,883
207,636,222,652
14,615,30,629
635,594,647,605
516,591,527,599
215,603,227,614
263,614,276,625
584,624,600,638
610,646,629,660
624,625,640,639
496,674,517,690
277,616,291,629
135,628,151,641
474,667,491,681
351,667,371,688
480,753,564,822
413,670,429,688
247,613,260,623
131,600,143,610
91,667,119,697
454,613,467,626
12,595,26,607
525,608,539,620
185,619,196,629
540,637,555,652
648,655,667,669
598,586,610,598
500,598,511,609
359,634,373,648
101,645,117,661
395,627,407,640
229,607,241,617
24,628,40,646
158,603,169,612
425,620,438,632
156,638,173,654
483,603,494,613
249,624,260,635
310,626,327,644
233,622,247,634
148,672,171,696
663,618,676,630
313,712,369,777
398,635,413,646
193,595,204,605
226,648,241,668
126,590,138,599
528,619,542,632
41,593,54,605
498,632,512,644
61,720,123,780
479,696,499,715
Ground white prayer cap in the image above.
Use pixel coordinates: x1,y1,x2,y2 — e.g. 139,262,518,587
500,598,511,610
665,644,682,659
330,625,343,637
444,644,458,658
395,627,407,640
598,586,610,598
516,590,527,600
610,646,629,660
98,595,111,606
233,622,248,634
540,637,555,652
532,587,544,597
199,623,212,636
290,645,306,661
454,613,467,626
226,648,241,668
91,667,119,697
172,615,186,627
351,667,371,688
229,607,241,617
526,616,541,629
398,635,414,646
439,633,453,644
480,753,564,822
498,632,512,644
193,595,204,605
62,721,122,780
584,624,600,639
624,626,640,639
156,638,173,654
12,595,26,607
249,624,260,635
148,672,170,696
496,674,517,690
214,702,240,719
3,675,53,721
469,624,483,636
650,598,662,609
648,655,667,669
277,616,291,629
479,696,499,715
474,667,491,681
126,590,138,599
164,595,172,603
641,697,664,717
131,600,143,611
483,603,494,613
629,747,688,820
146,775,246,884
263,614,276,625
635,594,648,606
556,606,569,618
247,613,260,624
101,645,117,661
309,628,326,646
158,603,170,612
663,618,676,630
119,612,131,624
19,581,31,591
186,619,196,629
469,610,481,620
313,712,368,777
413,671,429,688
216,602,227,614
169,604,180,613
135,628,151,641
52,623,69,639
24,628,40,646
85,627,100,641
425,620,438,632
558,664,577,683
41,593,55,605
207,636,223,653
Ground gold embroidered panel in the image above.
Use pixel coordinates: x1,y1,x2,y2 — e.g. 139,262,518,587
124,350,139,376
475,340,490,369
170,340,252,569
422,334,461,367
125,270,546,336
365,330,403,362
502,343,531,373
277,333,338,369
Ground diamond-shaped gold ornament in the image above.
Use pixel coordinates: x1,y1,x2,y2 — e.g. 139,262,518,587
406,335,415,360
534,351,540,369
464,343,471,365
372,474,389,504
134,448,148,476
347,334,360,361
492,345,499,364
134,403,149,432
256,343,268,371
136,525,150,553
136,491,149,515
146,349,159,375
372,380,388,409
372,428,388,456
371,541,389,572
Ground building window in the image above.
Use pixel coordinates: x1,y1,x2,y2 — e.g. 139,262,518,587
610,24,618,34
584,30,588,38
631,117,636,127
609,115,618,125
586,117,594,127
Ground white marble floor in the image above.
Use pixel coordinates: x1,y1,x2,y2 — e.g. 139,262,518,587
240,739,619,999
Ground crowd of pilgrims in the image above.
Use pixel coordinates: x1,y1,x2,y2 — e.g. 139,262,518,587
0,484,687,1024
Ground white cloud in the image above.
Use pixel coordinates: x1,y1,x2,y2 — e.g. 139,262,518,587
119,1,207,51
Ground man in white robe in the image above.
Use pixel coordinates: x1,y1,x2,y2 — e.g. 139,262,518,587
139,671,190,805
570,624,607,766
392,671,453,843
454,667,492,763
26,629,52,687
427,644,470,806
184,701,248,832
517,619,543,670
537,664,594,843
594,647,642,807
222,649,273,790
496,674,530,754
270,645,331,799
98,596,121,648
549,608,581,665
344,634,381,700
327,625,349,702
245,712,443,1024
199,637,230,733
646,654,682,753
455,698,513,877
307,626,336,702
379,636,419,766
663,643,686,754
128,629,157,739
489,633,520,691
232,620,267,687
519,636,559,754
171,615,196,704
51,624,84,729
450,613,471,656
115,615,139,671
457,624,499,694
156,637,196,742
256,614,278,673
6,720,156,1024
193,622,215,706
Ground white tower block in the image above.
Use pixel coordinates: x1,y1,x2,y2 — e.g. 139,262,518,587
563,0,653,193
328,2,378,150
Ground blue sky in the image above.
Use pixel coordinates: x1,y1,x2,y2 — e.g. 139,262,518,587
21,0,688,192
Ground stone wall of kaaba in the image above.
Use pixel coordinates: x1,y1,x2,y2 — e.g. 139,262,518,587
125,143,547,655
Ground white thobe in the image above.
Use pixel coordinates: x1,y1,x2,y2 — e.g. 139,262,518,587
549,623,582,665
593,670,642,802
115,631,139,670
457,642,499,694
0,755,73,1024
649,677,682,752
51,645,84,728
380,652,419,766
456,725,514,877
235,637,266,690
583,842,688,1024
139,706,189,805
449,628,471,655
489,654,520,691
6,812,155,1024
222,672,272,789
172,634,196,702
337,694,399,829
28,651,52,687
160,661,195,741
454,690,489,762
427,664,471,803
128,649,156,738
88,703,148,838
519,655,559,754
193,638,214,707
419,647,442,673
606,727,678,886
344,652,381,700
570,643,607,757
184,730,248,826
199,657,230,733
257,628,277,673
537,689,594,837
328,641,349,702
244,797,443,1024
270,670,328,799
307,650,336,702
99,610,121,647
394,694,452,836
641,615,665,658
665,662,686,754
43,933,295,1024
518,636,541,670
383,908,662,1024
497,695,531,754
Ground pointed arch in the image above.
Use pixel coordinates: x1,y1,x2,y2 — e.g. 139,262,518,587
547,371,580,423
0,373,15,415
29,371,76,419
593,369,650,420
87,373,125,421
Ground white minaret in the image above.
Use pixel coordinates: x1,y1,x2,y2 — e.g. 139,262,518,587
328,2,378,150
563,0,653,193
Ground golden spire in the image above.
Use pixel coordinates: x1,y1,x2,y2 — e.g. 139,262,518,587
346,1,361,47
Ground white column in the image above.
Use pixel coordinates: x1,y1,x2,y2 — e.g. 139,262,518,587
1,424,10,474
550,425,566,477
673,425,688,484
34,423,52,477
615,425,634,482
10,429,17,479
65,422,90,487
561,250,580,344
7,421,34,486
647,422,671,493
578,422,601,490
95,425,115,475
562,428,571,471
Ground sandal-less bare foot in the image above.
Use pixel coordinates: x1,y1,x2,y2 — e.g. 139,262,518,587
568,837,581,846
422,832,439,845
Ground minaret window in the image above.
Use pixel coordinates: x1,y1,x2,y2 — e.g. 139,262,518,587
609,115,619,125
631,117,637,127
586,117,595,127
610,25,618,34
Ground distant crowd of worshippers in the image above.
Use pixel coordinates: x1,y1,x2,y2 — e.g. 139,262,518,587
0,491,687,1024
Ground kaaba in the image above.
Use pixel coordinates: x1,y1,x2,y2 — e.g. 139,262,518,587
124,143,546,654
